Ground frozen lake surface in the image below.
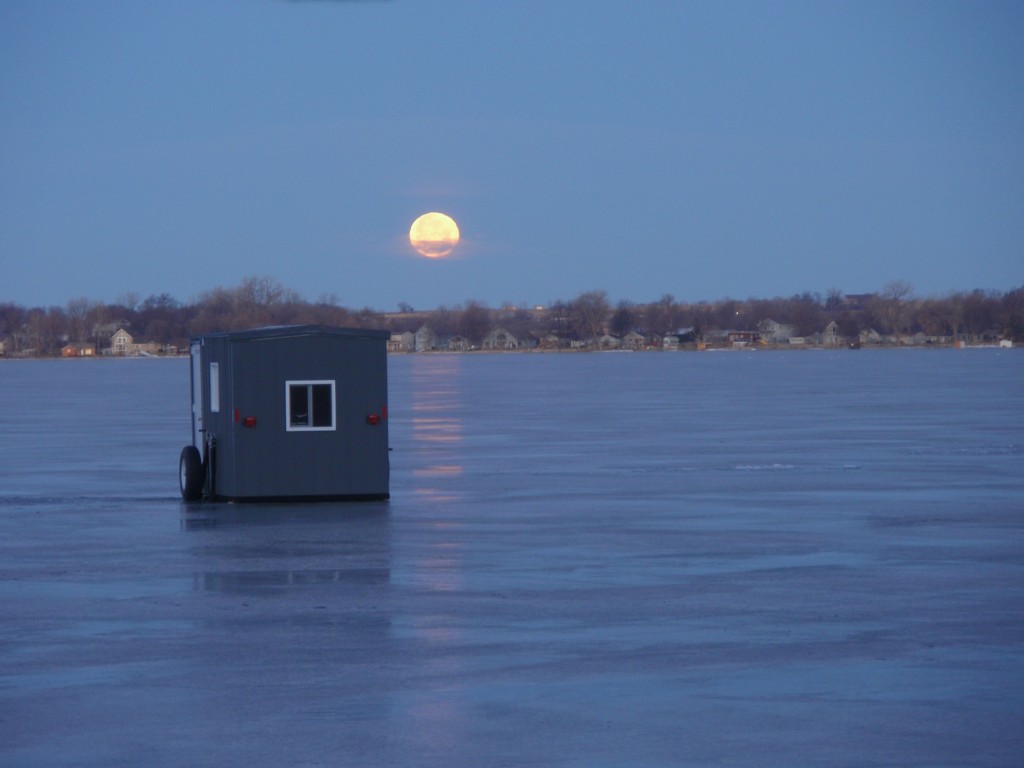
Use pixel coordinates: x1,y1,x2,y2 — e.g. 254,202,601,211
2,349,1023,767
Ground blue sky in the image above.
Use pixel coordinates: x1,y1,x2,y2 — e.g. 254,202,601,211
2,0,1022,311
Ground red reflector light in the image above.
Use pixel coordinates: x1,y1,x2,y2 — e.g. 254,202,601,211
366,414,380,425
243,416,257,428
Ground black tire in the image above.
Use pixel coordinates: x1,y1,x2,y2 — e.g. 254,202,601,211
179,445,205,501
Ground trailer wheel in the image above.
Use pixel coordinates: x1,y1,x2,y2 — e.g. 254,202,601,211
179,446,204,501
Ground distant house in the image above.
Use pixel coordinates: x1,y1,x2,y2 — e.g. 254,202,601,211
0,337,8,357
388,331,414,353
414,325,435,352
433,333,454,350
596,334,621,350
663,327,697,351
482,327,518,350
447,335,472,351
103,329,161,356
516,333,538,350
701,329,729,347
859,328,883,345
759,319,794,344
61,343,96,357
726,331,758,347
110,328,133,356
822,321,842,347
537,332,570,350
621,331,646,350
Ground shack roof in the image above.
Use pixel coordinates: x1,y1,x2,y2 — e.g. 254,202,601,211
192,324,390,343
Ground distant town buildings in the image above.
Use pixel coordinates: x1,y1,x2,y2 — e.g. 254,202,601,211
2,280,1020,357
387,317,1013,353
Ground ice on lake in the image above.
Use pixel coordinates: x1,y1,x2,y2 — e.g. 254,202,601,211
2,349,1023,767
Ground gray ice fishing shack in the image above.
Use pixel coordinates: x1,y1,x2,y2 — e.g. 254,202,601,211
179,325,390,502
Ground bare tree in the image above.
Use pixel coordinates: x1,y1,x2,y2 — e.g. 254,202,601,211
457,301,491,344
547,300,571,334
879,280,914,340
960,289,1000,341
568,290,611,341
712,298,744,331
116,292,141,312
609,300,636,336
645,293,678,335
25,307,67,355
189,286,237,334
1001,287,1024,342
233,275,299,326
65,298,95,343
788,292,825,337
824,288,844,312
426,305,457,336
915,298,951,338
0,302,27,353
316,293,340,307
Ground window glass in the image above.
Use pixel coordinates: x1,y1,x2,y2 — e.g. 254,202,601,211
289,384,309,426
286,380,336,431
311,384,333,427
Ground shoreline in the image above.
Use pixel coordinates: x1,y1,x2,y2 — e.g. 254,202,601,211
2,345,1017,361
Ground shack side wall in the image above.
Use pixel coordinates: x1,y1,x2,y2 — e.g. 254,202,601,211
220,334,389,499
199,336,237,497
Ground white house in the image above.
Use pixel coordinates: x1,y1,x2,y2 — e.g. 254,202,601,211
482,327,518,350
110,328,133,356
859,328,883,345
621,331,646,350
447,335,472,351
414,325,435,352
822,321,842,346
759,319,794,344
388,331,415,352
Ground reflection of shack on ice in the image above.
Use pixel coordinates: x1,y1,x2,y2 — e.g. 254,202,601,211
179,325,390,502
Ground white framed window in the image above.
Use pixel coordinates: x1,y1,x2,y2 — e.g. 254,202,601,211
286,380,336,431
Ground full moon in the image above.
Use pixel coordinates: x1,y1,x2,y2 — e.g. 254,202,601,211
409,212,460,258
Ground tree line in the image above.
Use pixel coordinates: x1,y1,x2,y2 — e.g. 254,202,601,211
1,276,1021,356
